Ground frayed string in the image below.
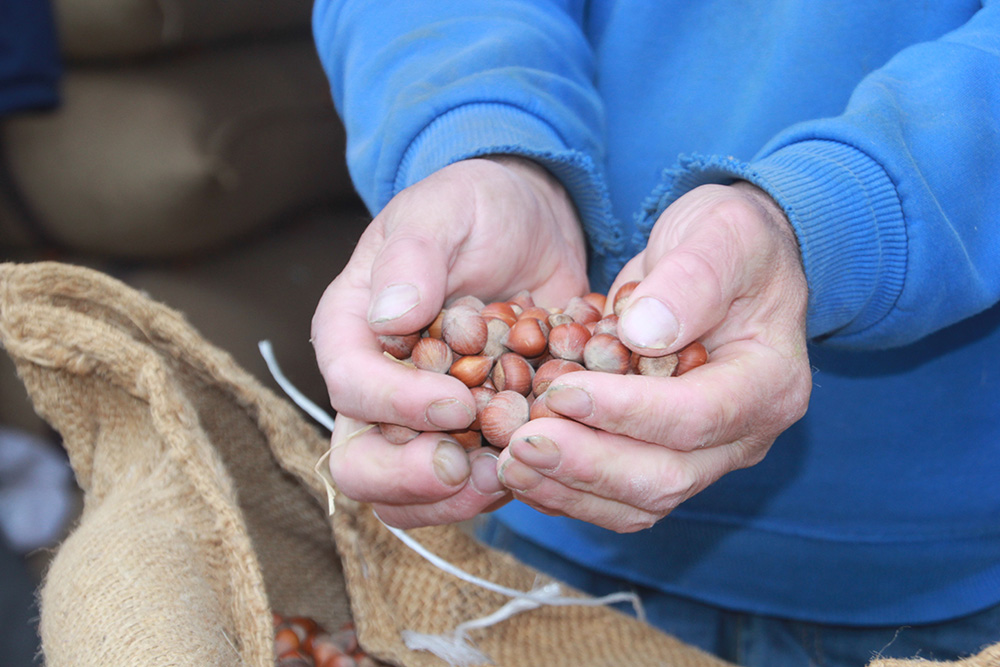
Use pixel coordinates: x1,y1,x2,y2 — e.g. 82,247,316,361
259,340,647,665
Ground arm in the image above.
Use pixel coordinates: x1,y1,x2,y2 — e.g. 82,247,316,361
495,7,1000,530
635,5,1000,349
311,1,607,528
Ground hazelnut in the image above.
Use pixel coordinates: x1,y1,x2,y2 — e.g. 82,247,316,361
448,429,483,451
469,385,497,429
508,289,535,311
426,310,446,339
563,296,602,325
592,314,619,336
532,358,585,396
676,341,709,375
505,317,548,358
491,352,534,395
518,306,551,322
448,295,485,311
479,390,530,447
547,312,574,328
582,292,607,312
377,332,421,360
481,301,518,327
613,280,640,317
583,333,631,374
449,355,494,387
442,306,488,355
635,352,679,377
482,317,511,359
530,391,566,420
547,322,591,363
410,337,453,373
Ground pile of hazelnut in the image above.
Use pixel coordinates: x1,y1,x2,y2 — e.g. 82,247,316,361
376,281,708,449
273,613,377,667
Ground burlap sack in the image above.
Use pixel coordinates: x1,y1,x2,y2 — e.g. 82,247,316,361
0,261,732,666
1,41,349,259
1,261,996,666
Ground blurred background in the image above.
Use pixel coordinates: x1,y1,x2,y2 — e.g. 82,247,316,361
1,0,367,662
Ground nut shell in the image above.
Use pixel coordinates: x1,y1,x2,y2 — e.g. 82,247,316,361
613,280,640,317
547,322,591,363
583,333,631,374
449,355,494,387
442,306,488,355
479,390,530,447
506,317,548,358
532,358,585,396
491,352,534,395
411,337,453,373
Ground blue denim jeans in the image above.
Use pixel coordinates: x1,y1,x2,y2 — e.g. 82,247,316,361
476,517,1000,666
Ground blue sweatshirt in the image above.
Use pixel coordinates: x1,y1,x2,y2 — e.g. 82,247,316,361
314,1,1000,625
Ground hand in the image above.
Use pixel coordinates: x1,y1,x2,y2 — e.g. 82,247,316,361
312,157,589,528
495,182,812,532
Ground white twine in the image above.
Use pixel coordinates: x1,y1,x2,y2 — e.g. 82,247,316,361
258,340,646,665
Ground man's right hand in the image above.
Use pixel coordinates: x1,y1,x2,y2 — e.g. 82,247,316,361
311,156,589,528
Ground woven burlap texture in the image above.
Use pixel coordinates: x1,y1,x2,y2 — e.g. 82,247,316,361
1,261,995,667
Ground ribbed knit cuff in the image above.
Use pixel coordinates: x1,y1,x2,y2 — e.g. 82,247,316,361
636,142,906,341
395,102,623,288
752,141,906,340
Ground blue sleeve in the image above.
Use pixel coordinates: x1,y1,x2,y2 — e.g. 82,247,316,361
639,5,1000,349
312,0,623,262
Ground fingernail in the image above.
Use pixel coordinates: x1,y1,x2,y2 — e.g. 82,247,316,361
369,283,420,324
544,385,593,419
426,398,475,430
433,440,470,486
470,451,504,495
497,458,544,493
620,297,678,350
509,435,560,470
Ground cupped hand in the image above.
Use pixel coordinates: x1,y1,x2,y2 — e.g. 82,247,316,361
312,156,589,528
496,182,812,532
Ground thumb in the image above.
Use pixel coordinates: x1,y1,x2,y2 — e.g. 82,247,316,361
366,231,452,336
615,186,761,355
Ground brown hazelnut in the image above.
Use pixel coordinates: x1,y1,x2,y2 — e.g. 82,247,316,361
442,306,488,355
479,390,530,447
532,358,585,396
582,292,607,313
491,352,534,395
547,322,591,363
563,296,602,325
635,353,679,377
469,385,497,429
481,301,518,327
411,337,453,373
377,332,421,360
449,355,494,387
613,280,640,317
592,314,619,336
583,333,631,374
505,317,548,358
676,341,709,375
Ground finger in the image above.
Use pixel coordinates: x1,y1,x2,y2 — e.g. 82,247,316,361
329,416,504,513
313,273,476,431
541,339,810,453
616,186,770,355
366,231,453,336
495,419,758,533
